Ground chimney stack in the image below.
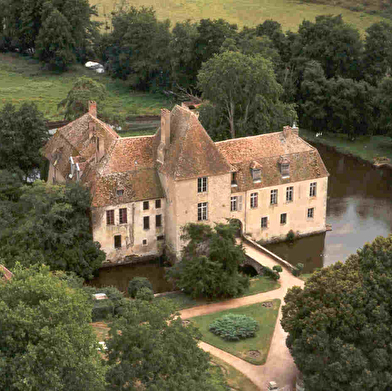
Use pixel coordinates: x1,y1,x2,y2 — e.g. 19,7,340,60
283,125,292,138
160,109,171,148
88,101,97,117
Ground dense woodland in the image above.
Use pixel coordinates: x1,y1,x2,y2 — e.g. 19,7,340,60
1,0,392,139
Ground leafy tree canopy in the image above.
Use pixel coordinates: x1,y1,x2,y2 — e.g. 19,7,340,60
0,264,106,391
282,234,392,391
0,103,49,181
167,223,249,298
105,297,226,391
0,180,105,279
58,76,106,120
198,51,296,139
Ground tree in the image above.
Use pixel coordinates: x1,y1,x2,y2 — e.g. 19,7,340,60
105,5,172,90
58,76,106,120
0,181,106,280
373,77,392,136
35,5,76,70
282,234,392,391
105,297,226,391
362,22,392,85
167,223,249,299
198,51,296,139
0,264,106,391
0,103,49,181
128,276,153,298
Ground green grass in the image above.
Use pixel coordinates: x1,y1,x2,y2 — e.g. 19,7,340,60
0,53,172,121
190,299,281,365
158,276,280,310
299,273,313,282
91,0,387,34
299,128,392,164
210,356,260,391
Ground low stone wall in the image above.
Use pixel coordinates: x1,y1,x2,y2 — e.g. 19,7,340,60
101,254,160,268
242,235,296,272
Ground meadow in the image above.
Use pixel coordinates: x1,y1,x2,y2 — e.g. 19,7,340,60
90,0,386,34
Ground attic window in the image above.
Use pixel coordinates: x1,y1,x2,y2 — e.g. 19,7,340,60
231,172,237,187
117,189,124,196
279,156,290,178
252,169,261,183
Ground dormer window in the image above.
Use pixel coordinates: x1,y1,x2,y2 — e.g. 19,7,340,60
117,189,124,196
250,161,262,183
279,156,290,178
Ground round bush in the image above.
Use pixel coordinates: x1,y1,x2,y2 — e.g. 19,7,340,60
135,286,154,301
128,277,153,298
209,314,259,341
273,265,283,273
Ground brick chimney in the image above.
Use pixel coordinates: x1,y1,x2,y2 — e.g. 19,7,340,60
160,109,171,148
283,125,292,138
88,101,97,117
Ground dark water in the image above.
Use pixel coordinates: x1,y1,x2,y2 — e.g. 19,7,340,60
265,143,392,272
88,259,174,294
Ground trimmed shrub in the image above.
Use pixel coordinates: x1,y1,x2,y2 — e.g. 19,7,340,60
136,286,154,301
128,277,153,298
209,314,259,341
292,263,305,277
273,265,283,273
286,229,295,242
262,265,280,280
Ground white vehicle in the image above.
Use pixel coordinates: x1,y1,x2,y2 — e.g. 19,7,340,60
85,61,105,74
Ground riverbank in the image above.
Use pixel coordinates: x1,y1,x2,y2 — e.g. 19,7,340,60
299,128,392,168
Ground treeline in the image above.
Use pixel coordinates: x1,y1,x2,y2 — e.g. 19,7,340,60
1,1,392,137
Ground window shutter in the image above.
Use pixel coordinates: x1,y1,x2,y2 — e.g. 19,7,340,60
238,196,243,211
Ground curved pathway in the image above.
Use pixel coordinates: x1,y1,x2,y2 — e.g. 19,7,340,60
179,242,305,390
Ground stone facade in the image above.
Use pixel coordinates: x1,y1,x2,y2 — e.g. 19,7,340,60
43,103,329,261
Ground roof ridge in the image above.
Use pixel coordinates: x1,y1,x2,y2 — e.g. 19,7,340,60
119,135,155,140
215,131,282,144
88,114,120,139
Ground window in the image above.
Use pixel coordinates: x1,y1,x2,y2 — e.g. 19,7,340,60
307,208,314,219
155,199,161,209
230,196,242,211
197,177,208,193
281,163,290,177
157,235,164,241
114,235,121,248
231,172,237,186
310,182,317,197
143,216,150,230
106,210,115,225
270,189,278,205
280,213,287,225
198,202,208,221
252,169,261,182
250,193,258,208
286,186,293,202
142,239,147,246
117,189,124,196
119,208,127,224
261,217,268,228
143,201,149,210
156,214,162,228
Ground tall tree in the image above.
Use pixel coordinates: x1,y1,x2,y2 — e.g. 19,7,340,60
167,223,249,299
0,181,106,280
198,51,296,139
0,103,48,181
105,297,226,391
35,4,76,70
373,77,392,136
0,264,106,391
282,234,392,391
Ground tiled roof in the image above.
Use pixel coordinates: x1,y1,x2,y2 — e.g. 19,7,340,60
216,132,329,192
159,105,232,180
91,169,164,208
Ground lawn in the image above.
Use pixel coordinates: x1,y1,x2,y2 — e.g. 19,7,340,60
0,53,172,121
190,299,281,365
299,128,392,164
91,0,387,34
158,275,280,310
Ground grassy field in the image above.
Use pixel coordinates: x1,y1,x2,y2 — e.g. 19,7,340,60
190,299,281,365
91,0,387,34
0,53,172,121
299,128,392,164
157,275,280,310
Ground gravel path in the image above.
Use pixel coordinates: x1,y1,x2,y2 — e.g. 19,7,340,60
179,242,305,390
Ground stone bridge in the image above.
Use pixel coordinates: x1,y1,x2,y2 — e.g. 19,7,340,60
241,254,265,274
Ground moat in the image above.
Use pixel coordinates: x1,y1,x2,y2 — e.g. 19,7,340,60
90,141,392,290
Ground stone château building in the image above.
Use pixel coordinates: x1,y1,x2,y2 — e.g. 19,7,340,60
43,102,329,261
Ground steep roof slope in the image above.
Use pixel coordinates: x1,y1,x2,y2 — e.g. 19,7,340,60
159,105,231,180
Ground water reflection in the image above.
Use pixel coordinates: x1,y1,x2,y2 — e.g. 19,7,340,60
266,143,392,271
